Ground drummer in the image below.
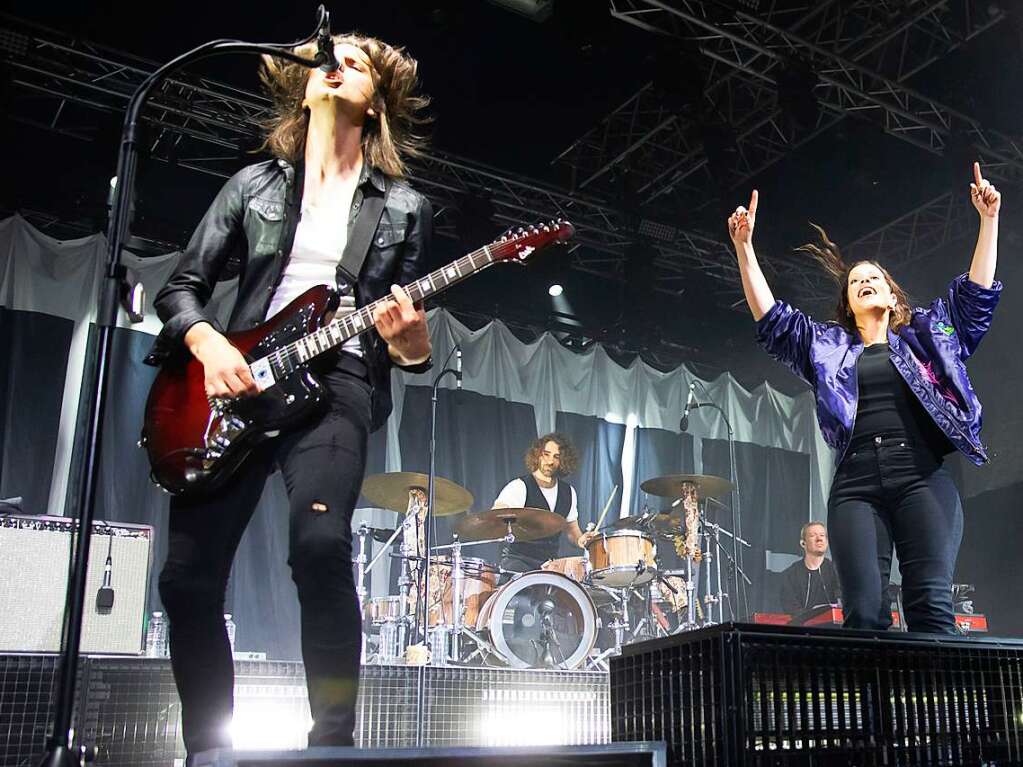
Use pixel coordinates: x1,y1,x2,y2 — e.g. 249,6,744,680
493,433,591,580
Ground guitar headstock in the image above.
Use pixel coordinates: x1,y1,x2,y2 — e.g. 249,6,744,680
490,219,575,263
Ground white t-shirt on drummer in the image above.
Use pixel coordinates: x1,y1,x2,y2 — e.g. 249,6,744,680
493,478,578,523
265,199,362,358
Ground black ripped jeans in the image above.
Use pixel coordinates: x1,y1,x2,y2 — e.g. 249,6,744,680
828,436,963,634
158,367,371,758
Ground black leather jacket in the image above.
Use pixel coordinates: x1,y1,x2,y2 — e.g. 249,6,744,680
145,158,433,431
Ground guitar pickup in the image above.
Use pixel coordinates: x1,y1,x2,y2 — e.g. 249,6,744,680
249,358,276,391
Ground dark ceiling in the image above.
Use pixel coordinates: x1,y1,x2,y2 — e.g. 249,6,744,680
3,0,1021,393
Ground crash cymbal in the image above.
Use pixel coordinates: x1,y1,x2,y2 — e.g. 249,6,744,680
640,474,733,500
455,507,566,542
360,472,474,516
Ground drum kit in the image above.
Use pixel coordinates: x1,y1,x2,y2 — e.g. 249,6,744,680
353,471,750,671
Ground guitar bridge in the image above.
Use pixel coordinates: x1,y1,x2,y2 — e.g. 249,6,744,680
203,398,247,467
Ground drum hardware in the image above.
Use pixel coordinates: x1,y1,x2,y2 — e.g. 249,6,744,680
700,501,752,625
354,524,371,657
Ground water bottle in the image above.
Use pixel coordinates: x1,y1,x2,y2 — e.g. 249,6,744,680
224,613,236,654
145,611,167,658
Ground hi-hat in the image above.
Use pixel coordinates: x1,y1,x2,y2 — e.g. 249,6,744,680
455,507,566,542
640,474,733,500
360,472,473,516
609,511,683,535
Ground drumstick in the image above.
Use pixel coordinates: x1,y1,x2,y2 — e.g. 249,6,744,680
592,485,619,532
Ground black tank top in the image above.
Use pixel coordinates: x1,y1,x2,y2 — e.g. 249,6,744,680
850,343,951,454
506,474,572,564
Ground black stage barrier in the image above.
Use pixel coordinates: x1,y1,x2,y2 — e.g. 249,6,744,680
610,622,1023,767
193,742,665,767
0,656,609,765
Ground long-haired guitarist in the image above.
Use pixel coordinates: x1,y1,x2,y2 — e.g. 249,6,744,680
145,34,434,759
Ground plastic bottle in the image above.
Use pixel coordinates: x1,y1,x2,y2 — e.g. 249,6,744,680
224,613,236,654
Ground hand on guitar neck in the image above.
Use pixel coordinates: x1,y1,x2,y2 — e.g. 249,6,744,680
372,284,431,366
186,322,259,399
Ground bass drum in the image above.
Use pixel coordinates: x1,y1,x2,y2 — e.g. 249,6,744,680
475,570,598,670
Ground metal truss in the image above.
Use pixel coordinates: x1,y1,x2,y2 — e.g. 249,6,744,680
767,190,980,309
0,13,747,302
556,0,1012,208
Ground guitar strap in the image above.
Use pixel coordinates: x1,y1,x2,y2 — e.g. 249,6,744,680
336,177,390,288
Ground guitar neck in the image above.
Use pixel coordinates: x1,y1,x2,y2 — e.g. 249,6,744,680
268,242,505,374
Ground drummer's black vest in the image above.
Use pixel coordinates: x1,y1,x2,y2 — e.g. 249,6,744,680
507,474,572,564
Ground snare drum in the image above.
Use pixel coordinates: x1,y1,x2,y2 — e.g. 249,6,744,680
586,529,657,587
541,555,588,583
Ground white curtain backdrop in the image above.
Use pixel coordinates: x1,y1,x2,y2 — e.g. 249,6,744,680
0,212,832,528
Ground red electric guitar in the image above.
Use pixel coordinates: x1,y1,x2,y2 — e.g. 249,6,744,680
141,220,574,496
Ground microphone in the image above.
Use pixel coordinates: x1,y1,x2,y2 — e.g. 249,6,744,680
455,347,463,390
96,530,115,613
679,382,698,431
315,8,339,72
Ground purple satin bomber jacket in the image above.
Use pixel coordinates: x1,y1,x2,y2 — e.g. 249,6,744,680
755,273,1002,467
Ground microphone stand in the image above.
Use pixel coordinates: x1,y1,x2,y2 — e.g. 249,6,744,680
691,397,750,622
415,343,461,747
39,9,334,766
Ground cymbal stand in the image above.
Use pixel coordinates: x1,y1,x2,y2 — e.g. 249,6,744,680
703,511,752,621
700,524,721,626
360,522,406,663
354,524,371,656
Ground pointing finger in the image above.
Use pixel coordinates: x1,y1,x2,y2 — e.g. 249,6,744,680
973,161,983,187
749,189,759,217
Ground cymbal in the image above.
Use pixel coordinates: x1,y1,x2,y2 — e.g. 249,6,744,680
360,472,473,516
640,474,733,500
609,511,682,535
455,507,566,542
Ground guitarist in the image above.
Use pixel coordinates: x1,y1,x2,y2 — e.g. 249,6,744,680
145,35,433,760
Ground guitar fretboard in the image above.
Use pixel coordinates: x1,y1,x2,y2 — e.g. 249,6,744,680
263,241,509,377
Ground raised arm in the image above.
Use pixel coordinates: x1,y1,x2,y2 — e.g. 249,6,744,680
968,161,1000,289
728,189,776,321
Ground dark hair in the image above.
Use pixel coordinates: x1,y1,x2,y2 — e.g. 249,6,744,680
525,433,579,477
258,33,430,177
795,223,912,334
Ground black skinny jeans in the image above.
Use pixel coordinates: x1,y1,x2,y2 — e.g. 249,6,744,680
158,368,371,757
828,435,963,634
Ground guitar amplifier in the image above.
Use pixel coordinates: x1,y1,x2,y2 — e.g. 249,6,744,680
0,514,152,654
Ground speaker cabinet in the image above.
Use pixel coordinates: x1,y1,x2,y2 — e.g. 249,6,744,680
0,514,152,654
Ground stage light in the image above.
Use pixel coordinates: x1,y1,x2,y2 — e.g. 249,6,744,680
229,699,312,750
480,706,569,746
548,283,563,297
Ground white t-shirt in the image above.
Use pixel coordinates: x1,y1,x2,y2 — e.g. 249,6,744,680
265,199,362,357
493,478,578,524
